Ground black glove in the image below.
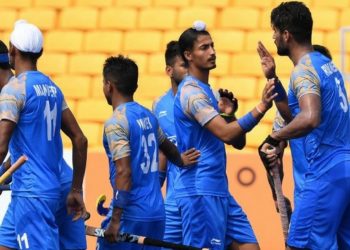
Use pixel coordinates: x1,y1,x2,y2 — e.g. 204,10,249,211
218,88,238,114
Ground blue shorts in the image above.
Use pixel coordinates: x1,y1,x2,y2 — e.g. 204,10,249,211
163,202,182,249
225,195,257,246
288,161,350,249
97,213,165,250
0,196,59,250
56,182,86,250
176,195,257,250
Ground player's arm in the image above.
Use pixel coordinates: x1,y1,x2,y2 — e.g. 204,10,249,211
0,121,15,165
257,41,293,123
105,156,132,243
104,118,132,242
158,128,200,168
158,150,167,187
61,105,88,220
272,93,320,141
261,71,321,162
204,80,277,143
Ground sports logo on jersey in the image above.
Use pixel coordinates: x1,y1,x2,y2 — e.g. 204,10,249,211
210,238,222,246
115,190,119,200
158,110,167,118
167,135,177,145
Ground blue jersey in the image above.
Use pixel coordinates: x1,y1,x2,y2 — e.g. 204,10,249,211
59,158,73,185
273,111,308,197
288,51,350,178
103,102,165,221
152,89,179,206
174,75,228,197
0,71,65,199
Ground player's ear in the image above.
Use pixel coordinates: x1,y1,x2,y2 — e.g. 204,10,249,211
283,30,290,42
184,50,192,62
165,65,173,77
103,79,112,93
9,43,16,58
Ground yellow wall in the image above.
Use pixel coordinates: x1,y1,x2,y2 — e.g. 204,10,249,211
1,0,349,151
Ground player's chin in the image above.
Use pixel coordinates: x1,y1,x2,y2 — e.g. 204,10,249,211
207,63,216,70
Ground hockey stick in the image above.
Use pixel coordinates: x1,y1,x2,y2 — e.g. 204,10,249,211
270,160,289,242
96,194,109,216
0,184,10,191
0,155,27,184
86,225,210,250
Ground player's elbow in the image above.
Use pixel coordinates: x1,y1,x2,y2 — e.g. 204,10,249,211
117,165,132,181
304,112,320,130
0,144,8,160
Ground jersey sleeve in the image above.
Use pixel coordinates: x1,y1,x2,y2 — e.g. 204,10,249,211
61,97,68,111
104,110,131,161
0,78,25,123
180,82,219,126
291,64,320,100
272,111,287,132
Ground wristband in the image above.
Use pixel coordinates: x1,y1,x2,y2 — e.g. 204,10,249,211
255,105,265,115
0,53,9,63
159,171,166,187
112,189,130,209
274,78,287,102
237,112,258,132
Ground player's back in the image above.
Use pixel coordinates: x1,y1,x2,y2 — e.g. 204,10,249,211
104,102,164,221
153,89,179,205
174,76,228,198
0,71,64,198
289,52,350,176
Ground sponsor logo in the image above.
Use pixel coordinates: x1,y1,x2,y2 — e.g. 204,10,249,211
94,228,105,237
210,238,222,246
158,111,167,118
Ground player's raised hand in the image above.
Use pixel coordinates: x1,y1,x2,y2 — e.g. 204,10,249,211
257,41,276,79
66,188,87,221
261,78,278,110
181,148,200,166
218,88,238,115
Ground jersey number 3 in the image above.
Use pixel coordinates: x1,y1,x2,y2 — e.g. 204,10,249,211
140,133,158,174
335,77,349,113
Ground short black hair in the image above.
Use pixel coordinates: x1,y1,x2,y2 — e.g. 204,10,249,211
103,55,138,96
0,40,10,70
271,1,313,44
18,49,43,65
313,44,332,60
165,41,182,66
178,28,210,63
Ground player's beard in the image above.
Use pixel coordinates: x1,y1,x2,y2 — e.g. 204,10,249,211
277,46,289,56
276,41,289,56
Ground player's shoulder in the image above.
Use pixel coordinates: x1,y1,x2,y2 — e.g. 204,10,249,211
292,54,319,80
153,89,172,111
2,76,25,95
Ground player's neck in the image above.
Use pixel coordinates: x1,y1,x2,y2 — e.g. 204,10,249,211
0,70,13,86
188,65,209,84
112,94,133,110
14,60,37,76
170,80,178,95
289,44,313,66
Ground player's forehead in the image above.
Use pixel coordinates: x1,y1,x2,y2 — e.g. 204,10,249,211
193,34,213,48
